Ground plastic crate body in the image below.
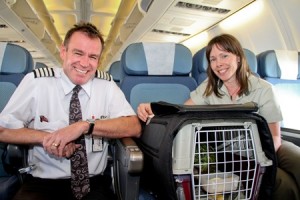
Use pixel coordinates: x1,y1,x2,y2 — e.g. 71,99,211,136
172,119,272,200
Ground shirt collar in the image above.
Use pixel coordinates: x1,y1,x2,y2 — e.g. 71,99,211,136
218,74,260,99
59,69,93,97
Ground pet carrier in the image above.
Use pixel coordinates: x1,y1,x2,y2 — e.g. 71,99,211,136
172,119,272,200
136,102,277,200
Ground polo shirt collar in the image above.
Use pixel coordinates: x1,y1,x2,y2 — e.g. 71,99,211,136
218,74,260,98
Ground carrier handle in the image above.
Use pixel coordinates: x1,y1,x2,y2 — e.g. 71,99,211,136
150,101,258,116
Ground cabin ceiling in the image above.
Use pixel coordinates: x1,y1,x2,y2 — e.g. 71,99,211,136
0,0,254,70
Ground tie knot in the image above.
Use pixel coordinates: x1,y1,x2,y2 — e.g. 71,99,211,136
73,85,82,95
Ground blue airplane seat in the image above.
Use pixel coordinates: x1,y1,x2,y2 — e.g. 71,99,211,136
192,47,259,85
0,43,33,111
120,42,197,199
108,60,123,86
244,48,258,74
191,47,207,85
0,42,34,200
120,42,198,112
257,50,300,130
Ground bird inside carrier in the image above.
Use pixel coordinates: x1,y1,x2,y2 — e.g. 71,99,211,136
172,119,272,200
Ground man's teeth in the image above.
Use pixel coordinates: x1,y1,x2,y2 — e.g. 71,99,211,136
76,68,87,74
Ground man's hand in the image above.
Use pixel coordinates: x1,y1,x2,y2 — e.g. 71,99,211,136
43,122,88,157
44,142,80,158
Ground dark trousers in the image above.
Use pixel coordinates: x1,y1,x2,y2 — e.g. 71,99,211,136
13,174,117,200
273,141,300,200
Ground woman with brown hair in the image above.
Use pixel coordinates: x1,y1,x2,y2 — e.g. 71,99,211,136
137,34,300,200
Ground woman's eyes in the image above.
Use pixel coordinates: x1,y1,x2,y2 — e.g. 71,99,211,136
210,54,229,62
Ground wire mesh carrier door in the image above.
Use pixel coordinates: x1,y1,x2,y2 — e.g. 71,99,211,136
172,120,273,200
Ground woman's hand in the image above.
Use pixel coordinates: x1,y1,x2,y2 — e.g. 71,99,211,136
137,103,154,122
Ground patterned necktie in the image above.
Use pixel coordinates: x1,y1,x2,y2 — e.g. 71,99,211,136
69,85,90,199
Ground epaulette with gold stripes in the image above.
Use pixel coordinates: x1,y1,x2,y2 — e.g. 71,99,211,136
33,67,55,78
95,70,112,81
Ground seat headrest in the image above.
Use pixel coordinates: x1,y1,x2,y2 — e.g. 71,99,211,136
35,62,48,69
0,43,34,74
108,61,122,81
121,42,192,76
192,47,207,77
258,50,300,79
243,48,258,73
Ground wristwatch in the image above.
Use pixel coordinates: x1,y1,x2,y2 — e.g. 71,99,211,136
86,118,95,135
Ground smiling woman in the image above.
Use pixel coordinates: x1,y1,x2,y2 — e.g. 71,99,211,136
137,33,300,200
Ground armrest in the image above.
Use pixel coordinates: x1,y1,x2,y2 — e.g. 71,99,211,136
6,145,28,166
117,138,143,173
3,144,28,175
113,137,143,200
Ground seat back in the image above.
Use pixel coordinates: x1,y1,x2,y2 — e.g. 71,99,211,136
35,62,48,69
257,50,300,129
120,42,197,112
191,47,207,85
192,47,258,85
116,42,197,199
108,61,123,86
0,42,33,199
244,48,258,74
0,43,33,111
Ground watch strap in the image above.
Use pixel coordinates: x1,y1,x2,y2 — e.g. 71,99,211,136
86,120,95,135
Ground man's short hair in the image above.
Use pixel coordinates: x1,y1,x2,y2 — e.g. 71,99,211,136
63,22,104,48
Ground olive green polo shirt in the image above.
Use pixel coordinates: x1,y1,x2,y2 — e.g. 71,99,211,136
190,74,283,123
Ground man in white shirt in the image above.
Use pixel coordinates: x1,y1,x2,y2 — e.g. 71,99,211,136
0,22,141,200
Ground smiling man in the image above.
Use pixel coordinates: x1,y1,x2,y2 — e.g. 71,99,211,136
0,22,141,200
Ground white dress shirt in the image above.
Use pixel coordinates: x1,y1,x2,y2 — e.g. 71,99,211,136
0,67,136,178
